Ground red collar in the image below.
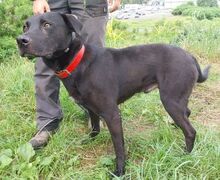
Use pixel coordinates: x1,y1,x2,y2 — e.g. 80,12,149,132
56,45,85,79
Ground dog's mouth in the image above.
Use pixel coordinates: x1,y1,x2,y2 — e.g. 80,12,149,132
17,45,54,59
18,47,36,59
17,37,69,60
16,37,54,59
17,47,28,57
17,42,32,57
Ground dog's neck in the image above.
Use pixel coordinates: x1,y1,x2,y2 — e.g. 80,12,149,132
43,38,83,72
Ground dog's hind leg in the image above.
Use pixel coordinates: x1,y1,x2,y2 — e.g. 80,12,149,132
170,107,191,128
159,89,196,153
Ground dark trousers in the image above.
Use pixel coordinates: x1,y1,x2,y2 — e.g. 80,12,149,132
35,0,108,131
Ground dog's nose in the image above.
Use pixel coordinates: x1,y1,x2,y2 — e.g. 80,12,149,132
16,35,31,46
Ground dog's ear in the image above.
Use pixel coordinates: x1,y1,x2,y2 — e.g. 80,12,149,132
60,14,82,34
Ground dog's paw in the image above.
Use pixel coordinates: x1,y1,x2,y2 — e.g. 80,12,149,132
112,169,125,177
89,131,99,138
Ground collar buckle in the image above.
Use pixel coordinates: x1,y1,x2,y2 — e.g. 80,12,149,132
55,45,85,79
62,69,71,75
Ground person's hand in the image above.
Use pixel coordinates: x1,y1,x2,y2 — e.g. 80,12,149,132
33,0,50,15
109,0,121,13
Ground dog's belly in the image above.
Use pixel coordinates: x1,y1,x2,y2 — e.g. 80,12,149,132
118,80,157,104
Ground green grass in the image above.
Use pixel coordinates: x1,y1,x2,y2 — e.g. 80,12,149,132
0,17,220,179
106,17,220,61
172,4,220,20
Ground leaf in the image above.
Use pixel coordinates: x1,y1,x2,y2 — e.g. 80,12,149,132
40,156,53,166
0,149,13,168
0,154,13,168
17,143,35,162
0,149,13,157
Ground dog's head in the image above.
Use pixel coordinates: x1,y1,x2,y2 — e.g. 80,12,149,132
17,12,82,58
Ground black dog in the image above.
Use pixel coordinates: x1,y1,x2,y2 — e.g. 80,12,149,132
17,12,210,176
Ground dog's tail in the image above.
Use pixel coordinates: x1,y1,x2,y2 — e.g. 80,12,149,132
193,56,211,83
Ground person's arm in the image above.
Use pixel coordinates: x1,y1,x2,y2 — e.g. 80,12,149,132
109,0,121,13
33,0,50,15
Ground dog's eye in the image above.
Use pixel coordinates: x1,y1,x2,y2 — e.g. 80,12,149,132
43,22,51,28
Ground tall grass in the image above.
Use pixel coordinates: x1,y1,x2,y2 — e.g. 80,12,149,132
106,17,220,62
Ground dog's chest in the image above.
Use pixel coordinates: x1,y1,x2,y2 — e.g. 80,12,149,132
62,78,84,105
69,86,81,102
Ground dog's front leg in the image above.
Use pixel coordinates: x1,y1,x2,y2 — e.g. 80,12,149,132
88,110,100,137
102,107,125,176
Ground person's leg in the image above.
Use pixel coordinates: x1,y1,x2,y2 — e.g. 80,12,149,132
35,59,63,132
30,1,70,149
69,0,108,47
83,15,108,129
68,0,84,17
81,15,108,47
69,1,108,129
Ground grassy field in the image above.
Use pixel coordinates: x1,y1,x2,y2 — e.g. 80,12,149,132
0,17,220,179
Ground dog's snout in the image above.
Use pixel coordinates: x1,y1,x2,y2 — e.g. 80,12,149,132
16,35,31,46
